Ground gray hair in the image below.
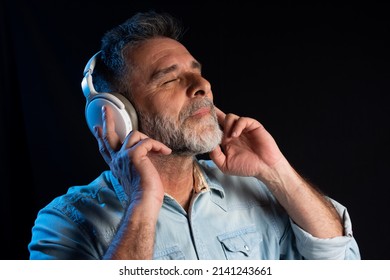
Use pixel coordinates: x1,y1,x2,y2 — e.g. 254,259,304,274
93,11,185,96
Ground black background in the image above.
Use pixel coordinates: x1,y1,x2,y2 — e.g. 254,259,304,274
1,0,389,260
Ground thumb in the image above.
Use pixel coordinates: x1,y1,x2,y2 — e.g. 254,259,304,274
209,145,226,170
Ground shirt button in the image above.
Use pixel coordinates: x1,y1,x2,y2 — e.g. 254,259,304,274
244,245,250,251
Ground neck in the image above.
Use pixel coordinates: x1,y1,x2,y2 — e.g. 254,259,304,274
152,155,196,211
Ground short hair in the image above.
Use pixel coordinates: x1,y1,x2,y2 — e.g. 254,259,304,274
93,11,185,95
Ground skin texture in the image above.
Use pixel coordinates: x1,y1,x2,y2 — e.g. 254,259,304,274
94,37,343,259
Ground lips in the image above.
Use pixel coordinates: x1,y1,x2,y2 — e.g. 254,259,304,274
191,107,211,117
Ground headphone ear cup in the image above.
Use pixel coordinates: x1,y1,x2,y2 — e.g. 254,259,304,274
85,92,138,142
110,92,138,132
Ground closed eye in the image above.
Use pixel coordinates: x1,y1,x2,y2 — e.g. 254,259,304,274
163,78,179,84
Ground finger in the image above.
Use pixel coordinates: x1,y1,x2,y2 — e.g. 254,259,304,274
231,117,262,137
102,105,122,151
93,126,112,165
214,105,242,137
131,138,172,165
222,112,240,137
124,130,153,149
214,106,238,137
214,106,226,127
208,145,226,169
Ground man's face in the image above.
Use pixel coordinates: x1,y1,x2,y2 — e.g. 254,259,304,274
126,37,223,155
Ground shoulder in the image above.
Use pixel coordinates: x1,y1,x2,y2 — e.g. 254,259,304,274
40,171,122,220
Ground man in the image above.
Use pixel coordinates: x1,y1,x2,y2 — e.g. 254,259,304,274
28,11,360,260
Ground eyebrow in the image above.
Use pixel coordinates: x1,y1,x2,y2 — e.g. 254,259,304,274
150,60,202,82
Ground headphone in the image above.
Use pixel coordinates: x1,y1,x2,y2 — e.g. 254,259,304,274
81,51,138,142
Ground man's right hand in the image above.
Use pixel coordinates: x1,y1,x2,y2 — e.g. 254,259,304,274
93,105,171,210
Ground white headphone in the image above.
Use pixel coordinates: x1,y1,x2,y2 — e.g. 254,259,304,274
81,51,138,142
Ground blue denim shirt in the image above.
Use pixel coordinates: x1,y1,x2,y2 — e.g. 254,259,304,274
28,159,360,260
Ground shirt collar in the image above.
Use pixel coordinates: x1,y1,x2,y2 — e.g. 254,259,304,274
193,159,225,199
109,158,226,209
193,160,209,193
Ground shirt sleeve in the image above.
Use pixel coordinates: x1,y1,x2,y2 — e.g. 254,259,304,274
290,198,361,260
28,199,101,260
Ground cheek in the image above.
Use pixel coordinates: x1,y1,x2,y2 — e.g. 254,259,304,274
139,86,188,120
158,93,185,116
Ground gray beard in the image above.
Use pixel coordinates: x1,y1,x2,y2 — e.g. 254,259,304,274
137,99,223,156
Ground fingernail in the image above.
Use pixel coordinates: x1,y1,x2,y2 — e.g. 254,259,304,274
101,106,106,119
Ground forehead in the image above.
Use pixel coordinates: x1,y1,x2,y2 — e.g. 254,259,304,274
127,37,194,72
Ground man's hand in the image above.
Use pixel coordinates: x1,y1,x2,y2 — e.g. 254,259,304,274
209,107,285,182
94,105,171,205
209,107,343,238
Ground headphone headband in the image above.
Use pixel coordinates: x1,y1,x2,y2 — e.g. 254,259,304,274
81,51,101,100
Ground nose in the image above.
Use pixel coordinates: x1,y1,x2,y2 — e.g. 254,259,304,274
187,75,212,98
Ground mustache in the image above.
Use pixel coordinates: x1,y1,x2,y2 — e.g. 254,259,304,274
179,98,215,121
